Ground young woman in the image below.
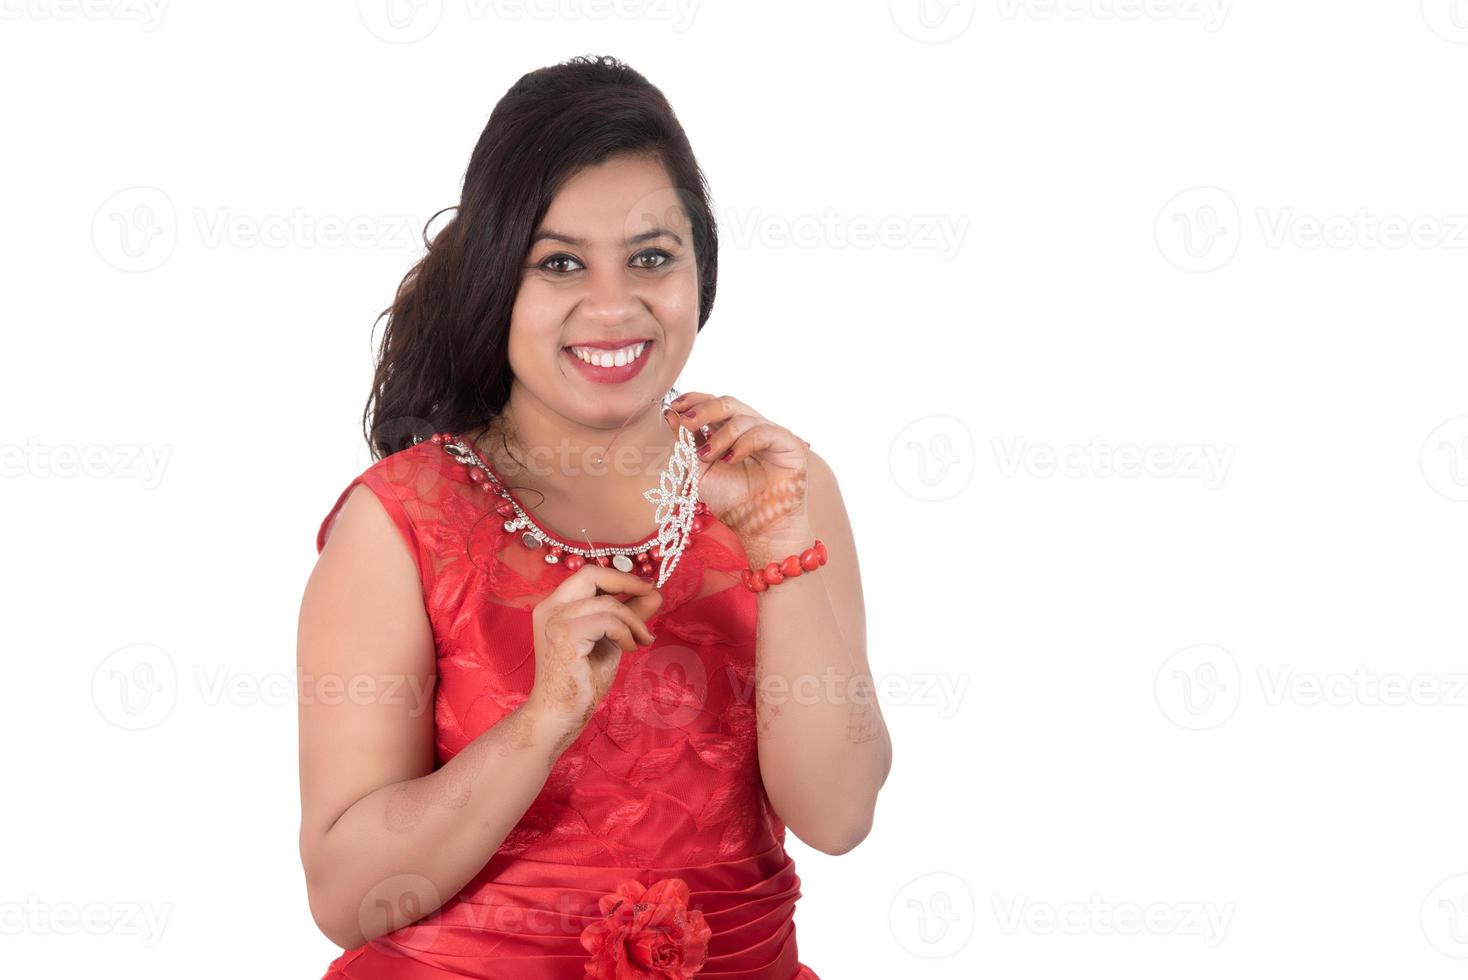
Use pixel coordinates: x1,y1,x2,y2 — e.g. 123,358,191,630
298,55,891,979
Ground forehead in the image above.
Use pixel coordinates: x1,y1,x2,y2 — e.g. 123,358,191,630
539,153,692,240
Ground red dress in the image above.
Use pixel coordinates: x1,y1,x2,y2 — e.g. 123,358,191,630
314,435,820,979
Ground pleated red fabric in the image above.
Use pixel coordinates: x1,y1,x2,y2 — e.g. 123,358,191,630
314,436,819,979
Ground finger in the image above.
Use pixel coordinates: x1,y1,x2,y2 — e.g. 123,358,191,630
555,564,657,603
561,595,635,619
669,393,734,433
620,588,664,628
696,414,759,461
666,401,714,445
585,613,639,654
565,596,657,647
721,424,796,466
682,394,766,427
586,600,657,648
668,390,713,412
715,396,763,421
671,393,727,427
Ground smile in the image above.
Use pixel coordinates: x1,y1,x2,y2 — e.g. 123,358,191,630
562,339,654,385
565,340,649,368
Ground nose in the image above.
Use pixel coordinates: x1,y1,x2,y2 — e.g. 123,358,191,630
576,262,643,327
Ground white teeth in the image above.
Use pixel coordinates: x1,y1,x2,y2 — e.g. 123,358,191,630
570,341,647,368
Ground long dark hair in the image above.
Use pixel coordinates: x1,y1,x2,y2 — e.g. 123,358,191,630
362,54,720,460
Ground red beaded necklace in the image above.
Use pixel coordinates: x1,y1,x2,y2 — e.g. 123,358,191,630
428,429,708,587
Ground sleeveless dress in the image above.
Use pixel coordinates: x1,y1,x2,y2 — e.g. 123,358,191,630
314,435,820,980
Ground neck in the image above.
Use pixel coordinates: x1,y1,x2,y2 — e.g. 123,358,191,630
477,380,677,499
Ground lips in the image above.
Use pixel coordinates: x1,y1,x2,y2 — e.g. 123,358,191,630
562,339,653,385
564,338,654,350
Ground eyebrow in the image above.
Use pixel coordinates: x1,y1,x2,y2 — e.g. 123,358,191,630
529,226,685,248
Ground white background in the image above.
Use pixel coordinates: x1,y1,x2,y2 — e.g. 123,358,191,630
4,1,1468,977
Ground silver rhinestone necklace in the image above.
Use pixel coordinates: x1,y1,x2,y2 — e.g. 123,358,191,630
439,421,702,589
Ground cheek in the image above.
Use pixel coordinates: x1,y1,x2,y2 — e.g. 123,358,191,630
647,267,700,338
507,284,569,375
509,281,566,335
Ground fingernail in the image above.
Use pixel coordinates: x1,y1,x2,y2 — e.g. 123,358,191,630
721,450,733,462
699,444,710,457
684,409,696,419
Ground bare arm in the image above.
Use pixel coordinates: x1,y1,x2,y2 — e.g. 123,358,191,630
297,485,567,949
741,451,893,855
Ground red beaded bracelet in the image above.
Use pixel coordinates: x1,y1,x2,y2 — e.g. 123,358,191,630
740,539,827,592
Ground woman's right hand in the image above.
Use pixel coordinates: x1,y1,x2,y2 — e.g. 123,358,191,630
526,565,663,744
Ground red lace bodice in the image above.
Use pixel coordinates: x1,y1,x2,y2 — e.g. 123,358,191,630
313,436,818,979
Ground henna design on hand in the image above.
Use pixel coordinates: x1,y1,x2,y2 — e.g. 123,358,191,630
846,674,882,745
753,658,782,739
382,708,536,833
547,699,598,759
383,778,471,834
722,472,808,542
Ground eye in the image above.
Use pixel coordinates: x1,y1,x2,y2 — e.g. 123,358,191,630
630,248,672,270
538,252,583,274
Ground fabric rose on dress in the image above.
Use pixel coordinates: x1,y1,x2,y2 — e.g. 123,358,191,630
580,876,712,979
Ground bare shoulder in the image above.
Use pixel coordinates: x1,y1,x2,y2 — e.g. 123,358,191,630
805,448,838,492
298,482,436,872
804,449,849,532
318,482,412,565
303,482,431,659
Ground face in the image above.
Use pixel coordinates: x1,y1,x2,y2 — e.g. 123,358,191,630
507,152,699,431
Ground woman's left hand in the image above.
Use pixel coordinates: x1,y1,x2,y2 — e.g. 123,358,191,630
662,391,813,544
